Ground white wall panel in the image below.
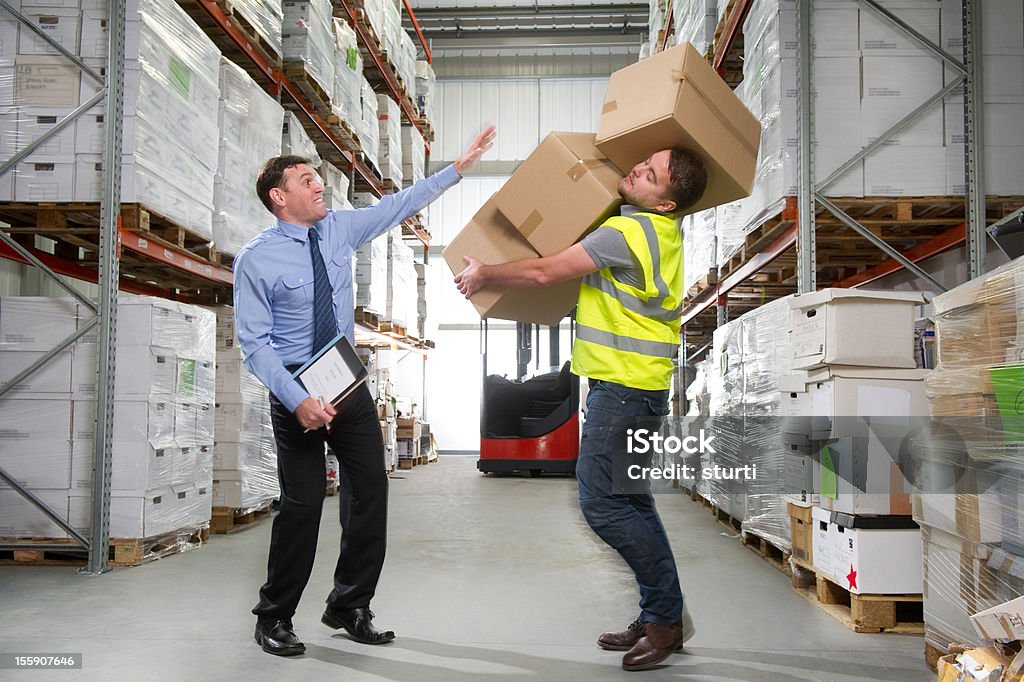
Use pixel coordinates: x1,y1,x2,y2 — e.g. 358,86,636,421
430,175,508,246
538,77,607,139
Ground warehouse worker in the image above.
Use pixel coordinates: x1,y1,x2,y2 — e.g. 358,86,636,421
235,126,495,657
455,148,706,672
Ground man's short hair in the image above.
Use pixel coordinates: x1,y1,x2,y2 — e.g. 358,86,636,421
666,148,708,213
256,155,311,212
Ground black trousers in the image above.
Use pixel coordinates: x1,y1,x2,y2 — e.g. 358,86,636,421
252,383,389,620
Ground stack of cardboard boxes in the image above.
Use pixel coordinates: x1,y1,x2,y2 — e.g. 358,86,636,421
443,42,760,327
377,94,403,187
917,256,1024,655
212,307,280,513
396,417,421,468
780,289,929,596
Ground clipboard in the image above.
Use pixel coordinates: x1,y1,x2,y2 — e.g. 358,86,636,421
291,331,368,407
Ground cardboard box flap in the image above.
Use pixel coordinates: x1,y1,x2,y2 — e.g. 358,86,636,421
790,288,928,310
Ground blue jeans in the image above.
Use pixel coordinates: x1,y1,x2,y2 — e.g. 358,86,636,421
577,379,685,625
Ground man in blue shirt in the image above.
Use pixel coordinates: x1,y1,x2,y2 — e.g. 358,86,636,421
235,126,495,657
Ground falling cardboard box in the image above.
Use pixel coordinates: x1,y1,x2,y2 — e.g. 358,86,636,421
442,197,581,326
595,42,761,214
491,132,623,256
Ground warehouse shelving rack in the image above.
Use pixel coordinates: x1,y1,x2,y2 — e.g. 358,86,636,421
0,0,436,572
656,0,1023,355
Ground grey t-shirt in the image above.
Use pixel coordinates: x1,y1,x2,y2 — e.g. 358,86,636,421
579,207,644,289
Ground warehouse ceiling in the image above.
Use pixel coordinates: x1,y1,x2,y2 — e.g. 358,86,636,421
406,0,649,49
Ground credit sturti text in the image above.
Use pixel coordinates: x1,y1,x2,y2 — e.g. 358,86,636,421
627,463,759,481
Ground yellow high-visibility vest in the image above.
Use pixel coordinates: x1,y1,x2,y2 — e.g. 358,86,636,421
571,211,683,391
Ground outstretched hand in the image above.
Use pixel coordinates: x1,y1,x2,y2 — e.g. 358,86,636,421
453,126,496,176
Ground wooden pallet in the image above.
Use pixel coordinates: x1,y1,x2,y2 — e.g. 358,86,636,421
694,493,744,533
282,62,334,118
210,503,272,534
685,269,718,302
790,558,924,634
0,527,210,566
325,483,338,497
324,113,362,153
740,530,791,576
380,320,407,338
398,458,415,470
355,306,382,331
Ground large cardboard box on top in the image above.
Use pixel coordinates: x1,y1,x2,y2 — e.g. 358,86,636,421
595,42,761,214
492,132,623,256
442,198,580,326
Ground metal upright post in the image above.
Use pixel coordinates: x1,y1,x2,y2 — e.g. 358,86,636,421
796,0,816,294
83,0,127,575
963,0,985,279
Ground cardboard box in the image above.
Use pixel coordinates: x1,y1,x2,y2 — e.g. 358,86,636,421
0,398,72,440
442,197,581,326
788,501,814,567
789,289,926,369
0,296,78,350
0,348,73,395
109,441,176,492
114,345,176,398
12,160,75,201
0,439,71,489
594,42,761,214
109,486,178,538
864,145,947,196
17,6,80,56
492,132,622,256
17,108,76,160
0,489,70,537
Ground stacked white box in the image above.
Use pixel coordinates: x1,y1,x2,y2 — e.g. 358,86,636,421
64,0,222,238
281,110,321,166
214,58,286,256
355,232,388,314
358,76,380,173
683,208,716,293
415,261,427,339
281,0,335,98
377,93,402,187
320,161,352,211
415,60,435,124
386,230,416,327
401,126,425,187
331,17,362,129
674,0,717,56
212,307,280,512
226,0,282,59
942,0,1024,196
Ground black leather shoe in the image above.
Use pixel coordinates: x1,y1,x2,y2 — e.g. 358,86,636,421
254,618,306,656
322,606,395,645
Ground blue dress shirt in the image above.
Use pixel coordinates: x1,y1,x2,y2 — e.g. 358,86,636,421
233,164,461,412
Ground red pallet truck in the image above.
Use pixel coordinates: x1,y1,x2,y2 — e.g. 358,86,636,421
478,319,580,476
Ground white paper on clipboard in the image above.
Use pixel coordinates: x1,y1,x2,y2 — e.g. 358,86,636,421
292,333,367,406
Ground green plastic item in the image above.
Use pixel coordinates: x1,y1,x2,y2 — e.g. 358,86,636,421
820,444,837,499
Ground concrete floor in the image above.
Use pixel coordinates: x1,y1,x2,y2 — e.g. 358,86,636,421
1,456,935,681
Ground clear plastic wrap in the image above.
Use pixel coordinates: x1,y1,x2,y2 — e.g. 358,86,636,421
359,77,380,172
48,0,222,236
674,0,717,55
401,126,425,187
321,161,352,210
282,110,321,166
332,17,363,128
377,93,403,186
355,233,388,314
914,255,1024,651
386,230,417,327
415,60,435,123
230,0,283,58
214,58,286,256
705,298,794,548
282,0,336,98
683,208,716,293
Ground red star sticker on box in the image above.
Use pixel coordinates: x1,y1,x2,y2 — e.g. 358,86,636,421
846,565,858,590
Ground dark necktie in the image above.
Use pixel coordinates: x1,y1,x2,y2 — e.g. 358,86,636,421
308,228,337,353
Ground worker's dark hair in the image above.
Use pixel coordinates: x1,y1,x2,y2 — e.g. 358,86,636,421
666,148,708,213
256,155,311,212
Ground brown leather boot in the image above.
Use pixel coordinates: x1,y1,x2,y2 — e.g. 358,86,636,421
597,618,645,651
621,621,684,671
